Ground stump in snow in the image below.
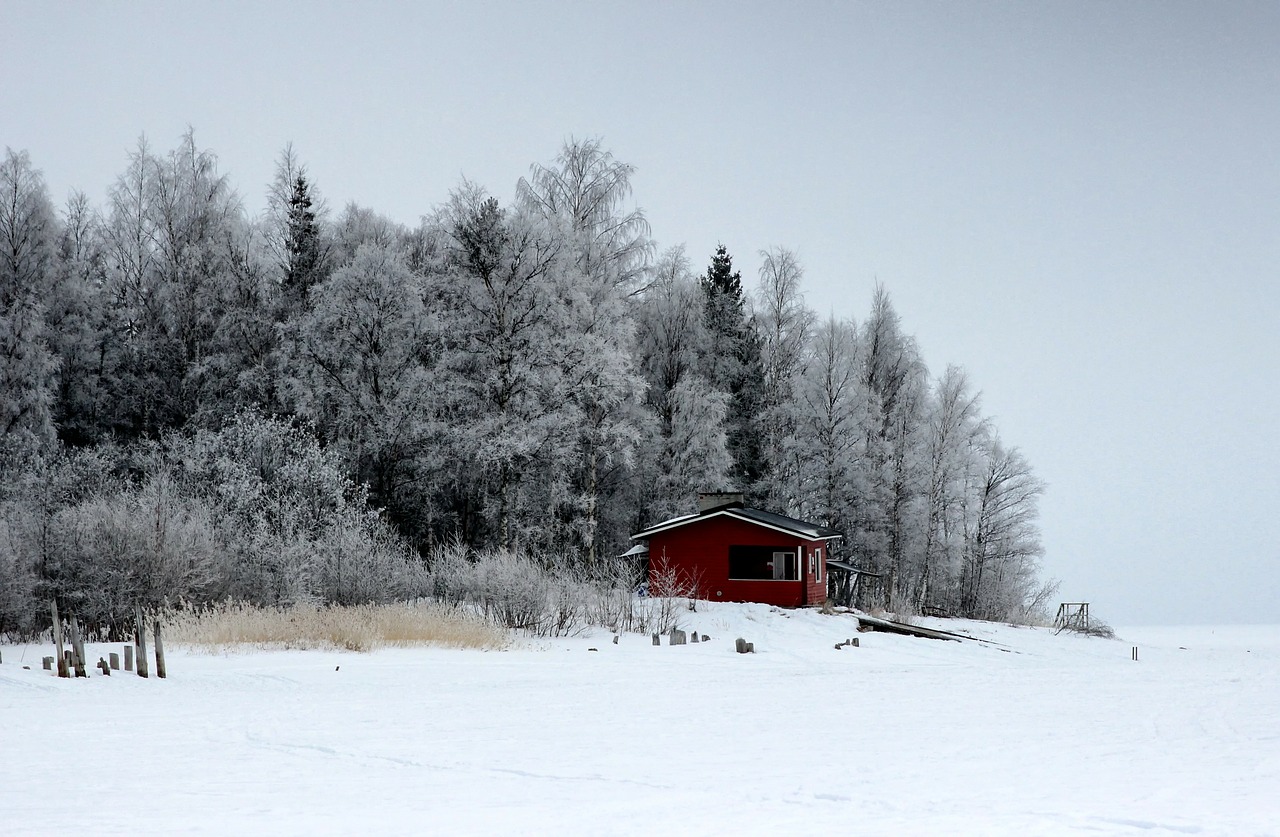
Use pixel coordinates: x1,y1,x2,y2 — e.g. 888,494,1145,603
652,633,660,646
670,629,687,646
735,638,755,654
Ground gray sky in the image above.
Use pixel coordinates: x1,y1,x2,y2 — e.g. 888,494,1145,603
5,2,1277,625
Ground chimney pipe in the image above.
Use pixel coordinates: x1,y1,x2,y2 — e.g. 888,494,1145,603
698,492,744,513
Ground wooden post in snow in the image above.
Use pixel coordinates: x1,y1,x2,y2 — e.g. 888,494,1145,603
154,620,166,679
124,645,133,672
135,607,149,679
69,615,87,677
109,652,120,671
51,602,69,678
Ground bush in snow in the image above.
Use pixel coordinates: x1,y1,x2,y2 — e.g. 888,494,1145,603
425,545,688,637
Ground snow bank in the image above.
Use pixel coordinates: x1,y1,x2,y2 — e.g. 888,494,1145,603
2,603,1277,835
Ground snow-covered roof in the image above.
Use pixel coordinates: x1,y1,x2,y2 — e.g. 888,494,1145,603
617,544,649,559
631,506,843,542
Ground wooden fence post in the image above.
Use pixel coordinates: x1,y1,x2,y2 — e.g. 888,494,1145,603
51,602,69,678
69,616,87,677
154,620,166,679
124,645,134,672
135,607,149,679
109,652,120,671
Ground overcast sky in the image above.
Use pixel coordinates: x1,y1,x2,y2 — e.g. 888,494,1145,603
5,2,1277,625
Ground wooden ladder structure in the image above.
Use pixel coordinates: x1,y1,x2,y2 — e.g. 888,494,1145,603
1053,602,1090,634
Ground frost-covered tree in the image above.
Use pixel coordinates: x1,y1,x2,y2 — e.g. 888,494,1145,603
518,139,650,564
284,242,438,531
652,377,732,520
858,286,927,605
94,132,250,437
959,437,1048,620
754,247,813,512
634,246,712,429
436,186,577,549
47,191,110,444
916,365,986,610
0,149,59,445
792,316,867,537
330,202,404,269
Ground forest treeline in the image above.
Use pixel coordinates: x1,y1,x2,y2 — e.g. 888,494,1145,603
0,134,1053,636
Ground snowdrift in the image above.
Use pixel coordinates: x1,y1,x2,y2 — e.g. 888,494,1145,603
2,602,1277,836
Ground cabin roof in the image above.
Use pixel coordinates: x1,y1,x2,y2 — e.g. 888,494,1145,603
631,506,843,542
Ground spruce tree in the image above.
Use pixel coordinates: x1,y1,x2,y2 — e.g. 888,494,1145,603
282,174,325,312
700,244,765,493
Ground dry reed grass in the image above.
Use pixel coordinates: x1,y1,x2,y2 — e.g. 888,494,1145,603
166,601,509,652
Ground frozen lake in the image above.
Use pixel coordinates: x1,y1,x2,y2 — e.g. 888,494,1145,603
3,605,1277,835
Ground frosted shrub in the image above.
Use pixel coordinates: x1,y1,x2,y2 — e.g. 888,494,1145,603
425,546,689,637
0,519,37,637
45,477,218,638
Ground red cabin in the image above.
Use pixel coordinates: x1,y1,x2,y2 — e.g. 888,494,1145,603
631,493,843,608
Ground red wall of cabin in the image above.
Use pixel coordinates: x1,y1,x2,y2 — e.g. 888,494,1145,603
646,515,828,608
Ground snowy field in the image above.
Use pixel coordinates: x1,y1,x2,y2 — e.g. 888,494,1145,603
3,605,1278,836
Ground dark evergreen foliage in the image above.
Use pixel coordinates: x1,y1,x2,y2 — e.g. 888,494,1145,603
281,174,326,313
700,244,766,492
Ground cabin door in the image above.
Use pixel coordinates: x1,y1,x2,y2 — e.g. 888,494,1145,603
773,550,796,580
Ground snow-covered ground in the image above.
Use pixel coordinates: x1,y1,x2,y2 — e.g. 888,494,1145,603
3,604,1278,836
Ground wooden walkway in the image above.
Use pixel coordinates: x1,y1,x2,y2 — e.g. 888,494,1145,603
855,614,1008,648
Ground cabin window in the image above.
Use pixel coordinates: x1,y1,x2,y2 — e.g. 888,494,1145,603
814,547,822,582
728,546,798,581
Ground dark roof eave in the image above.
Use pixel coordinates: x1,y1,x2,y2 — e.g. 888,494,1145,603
631,507,845,542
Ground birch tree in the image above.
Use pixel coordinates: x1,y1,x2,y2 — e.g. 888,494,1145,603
438,187,577,549
517,139,650,565
754,247,813,512
793,316,866,535
859,286,927,605
959,438,1047,620
916,365,986,610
